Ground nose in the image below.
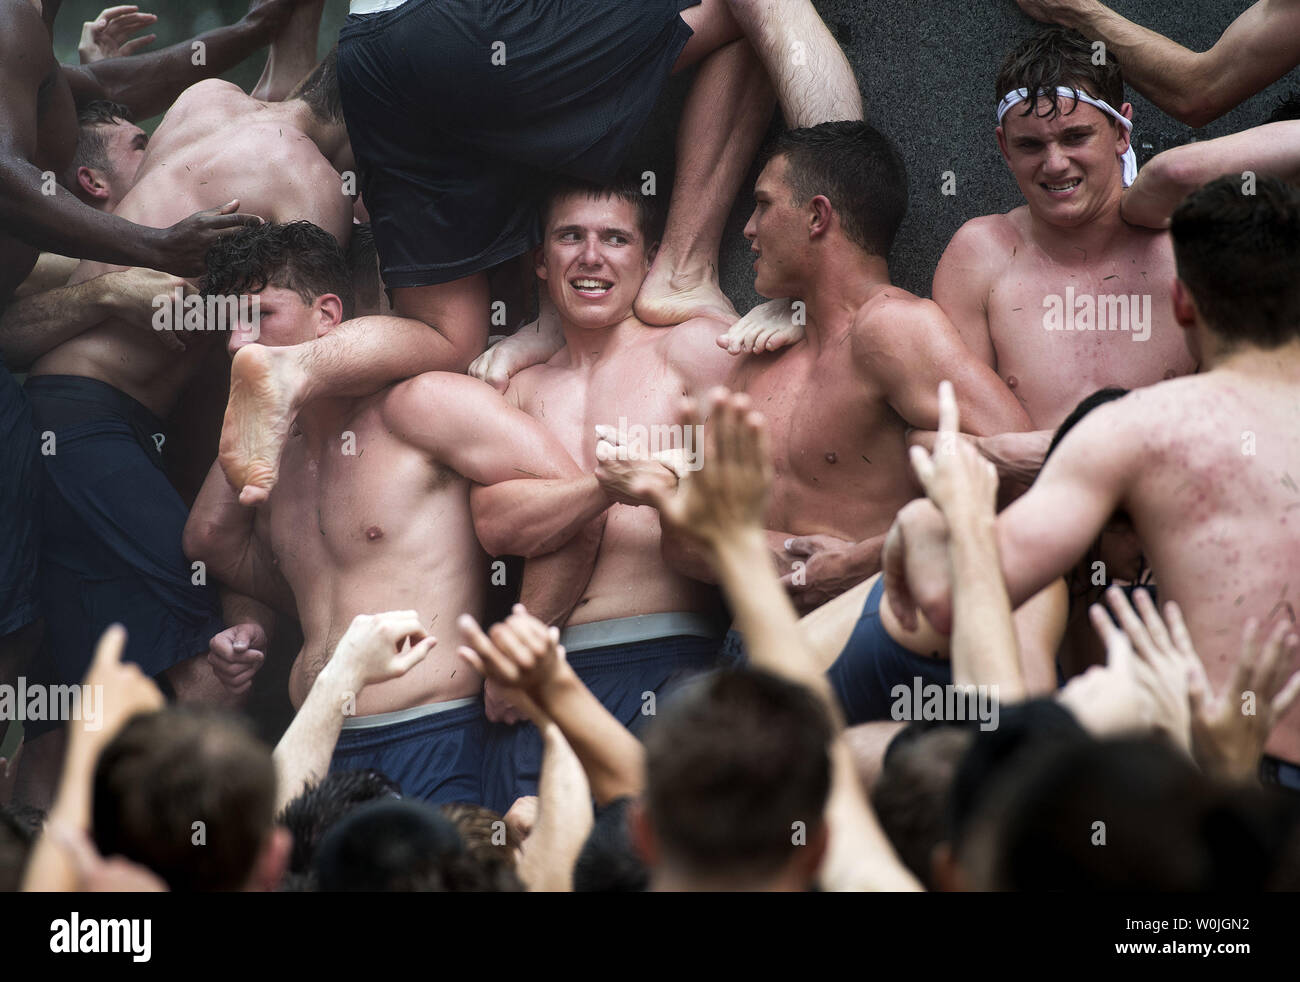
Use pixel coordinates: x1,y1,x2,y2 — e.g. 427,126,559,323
1042,140,1070,175
579,233,602,267
743,209,757,242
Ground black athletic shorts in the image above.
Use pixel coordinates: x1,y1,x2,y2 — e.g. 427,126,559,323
0,361,41,638
24,376,223,706
337,0,699,288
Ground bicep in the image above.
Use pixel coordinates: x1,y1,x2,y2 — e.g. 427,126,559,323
1199,0,1300,111
933,233,997,369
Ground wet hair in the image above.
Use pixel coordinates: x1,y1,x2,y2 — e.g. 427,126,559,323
202,220,354,319
573,797,649,892
312,798,522,892
1264,89,1300,124
642,667,833,881
544,168,667,245
995,28,1125,128
871,726,973,890
439,802,522,872
278,769,401,876
763,120,909,258
63,100,134,188
1170,175,1300,348
288,46,344,127
92,707,277,892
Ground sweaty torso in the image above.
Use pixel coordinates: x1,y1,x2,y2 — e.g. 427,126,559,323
0,53,78,310
509,324,722,626
29,80,348,417
263,396,486,715
734,294,918,542
982,208,1196,429
1124,371,1300,761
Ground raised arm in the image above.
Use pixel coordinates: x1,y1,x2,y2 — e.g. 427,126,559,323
1123,121,1300,229
65,0,310,121
251,0,325,103
0,4,258,276
1015,0,1300,127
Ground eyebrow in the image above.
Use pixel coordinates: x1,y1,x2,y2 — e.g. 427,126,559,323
553,224,636,239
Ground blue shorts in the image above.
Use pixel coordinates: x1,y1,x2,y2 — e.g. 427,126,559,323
480,627,723,813
330,698,488,806
337,0,698,287
24,376,223,699
826,577,953,726
0,362,40,638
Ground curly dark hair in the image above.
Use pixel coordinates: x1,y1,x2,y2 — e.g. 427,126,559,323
1265,88,1300,124
995,27,1125,127
202,220,354,319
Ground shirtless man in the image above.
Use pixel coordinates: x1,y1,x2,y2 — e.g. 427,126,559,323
1014,0,1300,127
220,0,862,503
0,0,288,710
185,222,588,806
710,122,1034,612
21,48,354,719
885,175,1300,780
476,176,740,812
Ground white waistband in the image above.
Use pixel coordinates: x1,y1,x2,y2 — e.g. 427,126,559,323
560,612,724,652
340,696,477,730
349,0,410,15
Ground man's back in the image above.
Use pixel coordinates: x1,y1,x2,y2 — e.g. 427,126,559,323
30,80,351,416
937,207,1196,430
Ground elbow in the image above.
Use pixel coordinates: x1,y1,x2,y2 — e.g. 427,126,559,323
1171,91,1222,130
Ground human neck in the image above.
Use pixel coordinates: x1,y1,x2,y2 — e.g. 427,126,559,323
652,863,806,893
270,101,348,170
559,311,642,369
1205,332,1300,374
801,248,891,346
1025,183,1129,264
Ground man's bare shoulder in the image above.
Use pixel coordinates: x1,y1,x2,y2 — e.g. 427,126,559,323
167,78,251,118
852,287,957,357
384,370,503,414
944,211,1026,263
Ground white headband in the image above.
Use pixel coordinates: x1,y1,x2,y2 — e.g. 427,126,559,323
997,86,1137,187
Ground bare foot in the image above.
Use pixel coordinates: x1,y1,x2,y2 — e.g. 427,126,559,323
220,344,306,506
716,298,806,355
635,259,739,327
469,306,565,392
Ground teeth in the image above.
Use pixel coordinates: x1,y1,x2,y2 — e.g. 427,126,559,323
1045,180,1080,191
573,279,611,291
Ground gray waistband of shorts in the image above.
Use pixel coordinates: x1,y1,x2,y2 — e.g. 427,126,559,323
340,696,476,730
560,612,723,653
349,0,409,14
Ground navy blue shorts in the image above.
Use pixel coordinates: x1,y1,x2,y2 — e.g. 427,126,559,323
480,632,722,813
337,0,698,288
0,362,40,638
826,578,953,726
330,699,488,806
24,376,223,698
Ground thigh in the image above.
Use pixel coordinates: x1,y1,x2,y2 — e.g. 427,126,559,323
392,273,492,371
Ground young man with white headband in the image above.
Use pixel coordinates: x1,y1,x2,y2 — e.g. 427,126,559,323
929,29,1196,477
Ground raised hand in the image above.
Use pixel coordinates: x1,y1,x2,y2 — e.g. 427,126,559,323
206,622,268,696
103,268,192,353
330,610,435,691
79,624,164,744
457,605,566,718
79,6,159,64
1184,613,1300,782
907,380,999,521
646,388,772,549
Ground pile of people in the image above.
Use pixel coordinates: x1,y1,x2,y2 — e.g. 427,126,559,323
2,0,1299,892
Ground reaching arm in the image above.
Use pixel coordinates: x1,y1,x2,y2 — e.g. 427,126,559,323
515,723,595,892
0,267,187,369
65,0,309,120
647,390,921,891
273,611,433,812
1016,0,1300,127
1123,121,1300,229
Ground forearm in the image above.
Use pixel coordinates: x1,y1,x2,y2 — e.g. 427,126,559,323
519,515,607,627
533,667,645,806
1054,2,1212,123
662,526,793,584
20,733,101,891
272,658,356,812
0,159,160,268
473,475,611,557
78,13,273,120
517,723,593,892
295,316,469,405
14,252,77,299
221,590,276,639
947,514,1026,698
0,274,114,368
252,0,325,102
